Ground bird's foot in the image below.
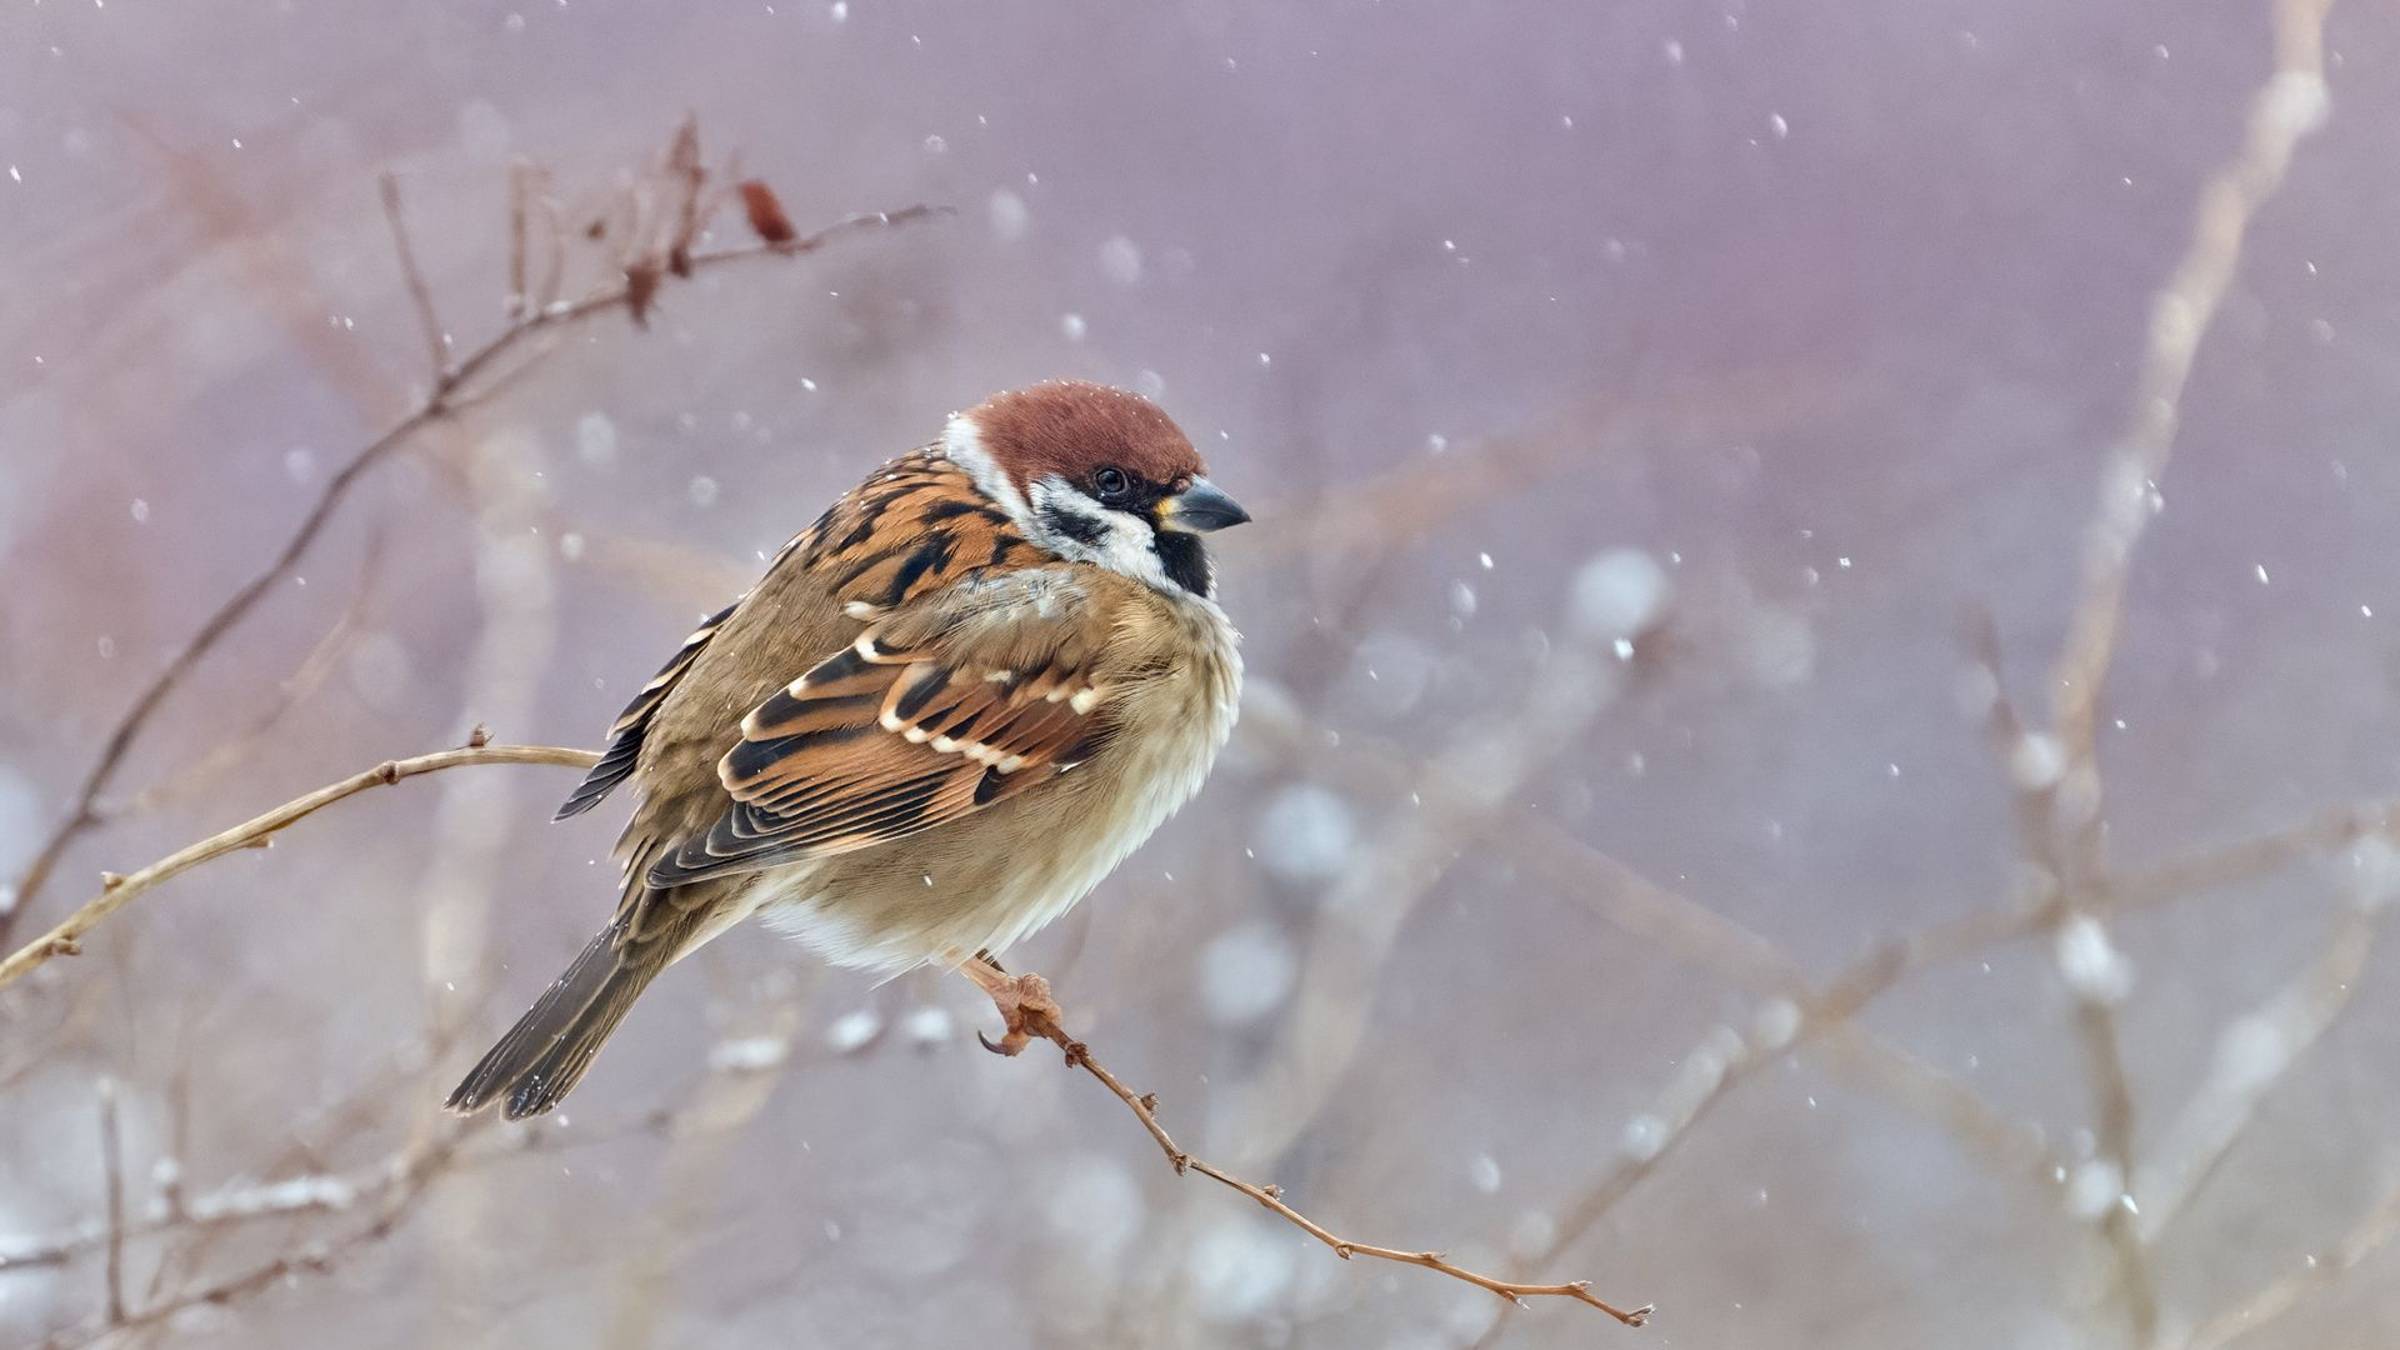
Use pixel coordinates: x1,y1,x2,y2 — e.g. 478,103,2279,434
959,956,1065,1056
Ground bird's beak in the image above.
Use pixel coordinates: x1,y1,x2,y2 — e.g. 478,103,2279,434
1156,478,1251,533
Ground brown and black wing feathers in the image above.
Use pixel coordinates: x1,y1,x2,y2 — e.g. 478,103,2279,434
559,450,1039,828
646,567,1119,889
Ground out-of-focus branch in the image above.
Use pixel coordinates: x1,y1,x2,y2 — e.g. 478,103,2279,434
1010,1005,1651,1328
1547,1019,1767,1256
1477,933,2055,1350
1465,604,2325,1347
1248,631,2394,1350
378,172,452,384
1967,613,2158,1345
2178,1175,2400,1350
1243,365,1849,565
2106,800,2400,919
0,117,944,953
1223,604,1642,1168
8,1022,860,1349
2046,0,2335,816
96,1080,127,1326
1242,680,2051,1187
604,993,810,1350
1967,8,2339,1339
3,1157,402,1273
30,1129,468,1350
0,739,598,992
106,528,391,822
413,429,565,1329
2135,859,2394,1242
0,1040,801,1277
1499,811,2054,1179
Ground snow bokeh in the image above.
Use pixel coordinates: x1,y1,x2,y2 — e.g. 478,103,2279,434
1198,920,1297,1027
2054,916,2135,1007
1250,783,1356,887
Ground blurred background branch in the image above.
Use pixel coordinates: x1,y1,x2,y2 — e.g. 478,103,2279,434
0,115,941,957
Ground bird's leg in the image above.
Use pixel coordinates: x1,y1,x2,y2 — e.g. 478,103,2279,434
957,950,1064,1056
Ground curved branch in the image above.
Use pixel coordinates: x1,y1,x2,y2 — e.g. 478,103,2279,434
1020,1012,1651,1328
0,741,597,992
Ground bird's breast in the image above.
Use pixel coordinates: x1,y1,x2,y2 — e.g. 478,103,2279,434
756,596,1240,973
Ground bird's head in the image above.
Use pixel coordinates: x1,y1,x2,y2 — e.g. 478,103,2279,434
943,380,1249,598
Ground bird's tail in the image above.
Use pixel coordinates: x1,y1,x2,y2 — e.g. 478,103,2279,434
445,916,679,1120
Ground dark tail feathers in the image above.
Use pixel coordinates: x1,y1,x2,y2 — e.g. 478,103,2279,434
445,920,674,1120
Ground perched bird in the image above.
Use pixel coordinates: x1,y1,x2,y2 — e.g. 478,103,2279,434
447,381,1248,1119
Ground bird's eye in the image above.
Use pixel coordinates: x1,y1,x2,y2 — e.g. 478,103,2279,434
1093,466,1132,503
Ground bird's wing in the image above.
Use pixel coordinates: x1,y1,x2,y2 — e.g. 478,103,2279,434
552,600,740,821
642,565,1122,889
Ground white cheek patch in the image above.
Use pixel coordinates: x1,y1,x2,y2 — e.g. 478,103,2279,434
943,414,1033,526
1023,476,1176,592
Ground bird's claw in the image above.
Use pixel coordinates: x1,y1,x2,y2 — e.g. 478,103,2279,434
968,969,1062,1056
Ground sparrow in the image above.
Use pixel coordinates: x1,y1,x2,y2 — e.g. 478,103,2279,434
447,380,1248,1119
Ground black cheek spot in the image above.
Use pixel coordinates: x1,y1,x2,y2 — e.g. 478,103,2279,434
1039,502,1111,547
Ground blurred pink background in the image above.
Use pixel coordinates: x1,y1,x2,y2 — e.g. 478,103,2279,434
5,2,2400,1346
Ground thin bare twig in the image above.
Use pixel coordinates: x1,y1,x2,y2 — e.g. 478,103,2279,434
377,171,451,385
97,1079,128,1327
1015,1011,1651,1328
0,151,940,951
530,166,566,311
506,160,532,320
0,741,598,992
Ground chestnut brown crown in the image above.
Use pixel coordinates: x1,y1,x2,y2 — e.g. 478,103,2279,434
965,380,1207,498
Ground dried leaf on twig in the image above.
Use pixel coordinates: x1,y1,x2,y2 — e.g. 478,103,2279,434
738,179,798,245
